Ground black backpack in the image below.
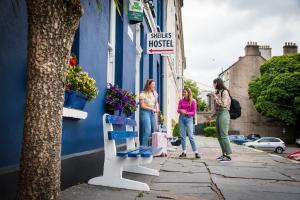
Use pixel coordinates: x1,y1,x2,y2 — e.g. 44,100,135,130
221,90,241,119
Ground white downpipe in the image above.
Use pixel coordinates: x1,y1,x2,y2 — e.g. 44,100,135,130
107,0,116,84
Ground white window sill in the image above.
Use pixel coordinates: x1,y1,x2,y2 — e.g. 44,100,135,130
63,107,88,119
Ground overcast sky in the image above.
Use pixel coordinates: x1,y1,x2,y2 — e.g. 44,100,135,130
182,0,300,91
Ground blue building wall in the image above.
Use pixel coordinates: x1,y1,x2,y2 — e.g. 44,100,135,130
0,0,27,167
61,0,110,155
0,0,110,168
0,0,164,170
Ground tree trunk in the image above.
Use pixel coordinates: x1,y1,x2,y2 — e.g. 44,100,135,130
17,0,82,199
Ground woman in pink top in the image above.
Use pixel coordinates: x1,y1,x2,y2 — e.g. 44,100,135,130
177,87,200,158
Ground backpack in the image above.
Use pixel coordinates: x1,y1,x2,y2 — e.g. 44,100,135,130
221,90,241,119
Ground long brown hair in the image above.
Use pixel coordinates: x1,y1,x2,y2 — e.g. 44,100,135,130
143,79,155,92
213,77,229,94
183,87,193,104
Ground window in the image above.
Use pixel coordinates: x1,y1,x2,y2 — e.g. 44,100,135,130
270,138,281,142
258,138,271,142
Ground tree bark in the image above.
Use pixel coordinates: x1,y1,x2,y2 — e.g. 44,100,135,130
17,0,82,199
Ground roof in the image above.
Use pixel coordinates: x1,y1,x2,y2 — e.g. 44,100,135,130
219,55,266,76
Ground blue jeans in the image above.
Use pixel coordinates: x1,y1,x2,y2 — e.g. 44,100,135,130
140,109,155,146
179,115,198,152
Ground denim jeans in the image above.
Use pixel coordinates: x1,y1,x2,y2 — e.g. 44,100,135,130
216,109,232,155
140,109,155,146
179,115,198,152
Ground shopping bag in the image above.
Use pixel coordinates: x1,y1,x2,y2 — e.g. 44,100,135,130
152,132,168,156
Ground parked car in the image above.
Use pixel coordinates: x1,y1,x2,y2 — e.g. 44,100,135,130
228,135,251,145
296,139,300,147
244,137,286,154
247,134,261,141
288,151,300,161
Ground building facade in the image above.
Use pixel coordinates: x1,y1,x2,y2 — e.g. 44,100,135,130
163,0,186,133
0,0,185,199
218,42,297,142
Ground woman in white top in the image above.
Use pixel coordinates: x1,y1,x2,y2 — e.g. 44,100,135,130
139,79,159,146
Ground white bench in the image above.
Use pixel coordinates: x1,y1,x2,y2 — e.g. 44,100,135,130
88,114,161,191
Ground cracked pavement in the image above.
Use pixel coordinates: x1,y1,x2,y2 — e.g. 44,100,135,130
62,136,300,200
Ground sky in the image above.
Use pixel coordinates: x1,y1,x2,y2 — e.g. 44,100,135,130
182,0,300,91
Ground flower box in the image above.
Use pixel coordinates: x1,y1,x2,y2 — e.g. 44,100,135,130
64,89,88,110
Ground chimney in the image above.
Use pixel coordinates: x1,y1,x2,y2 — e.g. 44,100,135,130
245,42,260,56
259,45,272,60
283,42,298,55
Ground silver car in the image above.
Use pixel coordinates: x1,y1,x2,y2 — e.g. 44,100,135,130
244,137,286,154
296,138,300,147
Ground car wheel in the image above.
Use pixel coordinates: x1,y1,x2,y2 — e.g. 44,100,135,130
275,147,284,154
249,145,255,148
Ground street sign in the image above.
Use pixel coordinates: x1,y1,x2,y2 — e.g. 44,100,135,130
147,32,175,54
128,0,143,23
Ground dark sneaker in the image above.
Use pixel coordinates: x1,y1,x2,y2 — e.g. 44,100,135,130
179,152,187,158
216,155,225,161
219,156,232,162
195,153,201,159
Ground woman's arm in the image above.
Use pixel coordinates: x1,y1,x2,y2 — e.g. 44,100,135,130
140,99,154,111
215,90,230,108
177,99,183,114
185,99,196,116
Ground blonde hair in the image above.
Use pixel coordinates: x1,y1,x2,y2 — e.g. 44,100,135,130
183,87,193,104
143,79,155,92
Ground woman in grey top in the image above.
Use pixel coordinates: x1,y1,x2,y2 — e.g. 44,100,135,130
211,78,232,162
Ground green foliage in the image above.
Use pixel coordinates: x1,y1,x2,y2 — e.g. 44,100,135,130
158,112,165,124
205,119,216,127
171,119,177,128
172,123,180,138
198,99,208,111
136,191,144,198
204,127,216,137
248,53,300,126
65,54,98,101
184,80,207,111
204,119,216,137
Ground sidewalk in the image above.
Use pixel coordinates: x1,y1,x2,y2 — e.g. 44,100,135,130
62,136,300,200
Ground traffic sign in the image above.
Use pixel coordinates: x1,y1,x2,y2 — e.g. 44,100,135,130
147,32,175,54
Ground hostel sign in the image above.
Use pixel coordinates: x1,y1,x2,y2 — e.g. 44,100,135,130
147,32,175,54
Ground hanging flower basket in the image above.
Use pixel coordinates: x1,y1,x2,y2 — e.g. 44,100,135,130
64,90,88,110
105,83,138,117
64,54,98,110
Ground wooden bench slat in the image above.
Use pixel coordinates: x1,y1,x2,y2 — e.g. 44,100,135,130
108,131,138,140
106,115,137,126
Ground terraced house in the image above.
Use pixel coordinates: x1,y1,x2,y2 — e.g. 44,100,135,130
0,0,185,199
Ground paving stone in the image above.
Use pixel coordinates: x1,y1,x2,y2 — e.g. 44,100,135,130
153,171,211,183
208,165,293,181
211,175,300,200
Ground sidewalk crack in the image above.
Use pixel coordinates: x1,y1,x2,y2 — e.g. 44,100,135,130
203,162,225,200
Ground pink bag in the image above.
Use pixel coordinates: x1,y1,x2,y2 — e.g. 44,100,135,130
152,132,168,156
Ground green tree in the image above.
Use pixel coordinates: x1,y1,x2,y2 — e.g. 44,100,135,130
184,79,207,111
248,53,300,127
